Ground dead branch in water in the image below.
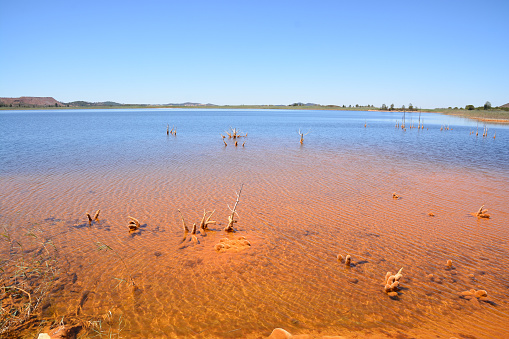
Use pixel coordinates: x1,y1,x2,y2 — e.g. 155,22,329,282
199,210,216,231
384,267,403,297
178,209,189,233
475,205,490,218
298,128,310,144
127,216,140,231
191,223,199,244
86,210,101,225
225,127,247,139
224,184,244,232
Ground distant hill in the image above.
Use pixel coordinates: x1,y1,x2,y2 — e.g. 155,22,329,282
167,102,217,106
0,96,63,107
66,101,123,107
501,103,509,108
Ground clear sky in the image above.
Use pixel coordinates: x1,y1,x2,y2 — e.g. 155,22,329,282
1,0,508,108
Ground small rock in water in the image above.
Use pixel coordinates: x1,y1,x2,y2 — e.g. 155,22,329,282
269,328,293,339
474,290,487,298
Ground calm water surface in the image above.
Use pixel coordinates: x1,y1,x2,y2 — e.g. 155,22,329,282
1,109,509,338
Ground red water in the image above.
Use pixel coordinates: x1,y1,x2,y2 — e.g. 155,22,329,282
1,146,509,338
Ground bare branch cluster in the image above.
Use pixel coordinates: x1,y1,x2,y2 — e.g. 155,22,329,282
86,210,100,225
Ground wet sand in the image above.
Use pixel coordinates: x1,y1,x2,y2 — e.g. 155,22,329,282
1,138,509,338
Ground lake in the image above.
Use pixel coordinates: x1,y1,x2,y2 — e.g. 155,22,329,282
1,108,508,338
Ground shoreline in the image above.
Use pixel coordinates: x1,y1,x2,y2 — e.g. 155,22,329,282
2,105,509,123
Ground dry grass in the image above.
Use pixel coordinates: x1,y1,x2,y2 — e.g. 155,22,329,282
0,227,59,337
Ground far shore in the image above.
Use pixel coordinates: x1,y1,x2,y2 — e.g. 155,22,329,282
2,104,508,123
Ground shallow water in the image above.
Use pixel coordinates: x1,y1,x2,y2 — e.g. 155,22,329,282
1,109,509,338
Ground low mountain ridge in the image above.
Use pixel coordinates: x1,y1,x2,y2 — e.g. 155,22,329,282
0,96,63,107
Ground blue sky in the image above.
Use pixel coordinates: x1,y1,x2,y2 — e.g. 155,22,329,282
1,0,508,108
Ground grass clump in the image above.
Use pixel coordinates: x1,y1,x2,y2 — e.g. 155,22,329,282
0,226,59,337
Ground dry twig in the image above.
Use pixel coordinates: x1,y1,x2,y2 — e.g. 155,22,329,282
384,267,403,297
298,128,310,144
127,216,140,231
199,210,216,231
475,205,490,218
178,209,189,233
224,184,244,232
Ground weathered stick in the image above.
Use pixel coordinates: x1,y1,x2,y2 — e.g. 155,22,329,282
199,210,216,231
93,209,100,221
86,213,93,225
224,184,244,232
475,205,490,218
298,128,310,144
178,209,189,232
345,255,351,266
191,223,199,244
128,216,140,231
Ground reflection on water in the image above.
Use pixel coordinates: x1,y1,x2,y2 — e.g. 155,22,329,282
1,109,509,338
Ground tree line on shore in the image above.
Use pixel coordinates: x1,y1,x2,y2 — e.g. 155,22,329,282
2,97,507,112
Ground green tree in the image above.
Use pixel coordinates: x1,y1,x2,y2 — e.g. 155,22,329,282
381,104,387,110
465,105,475,110
408,103,414,111
484,101,491,110
390,104,394,111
